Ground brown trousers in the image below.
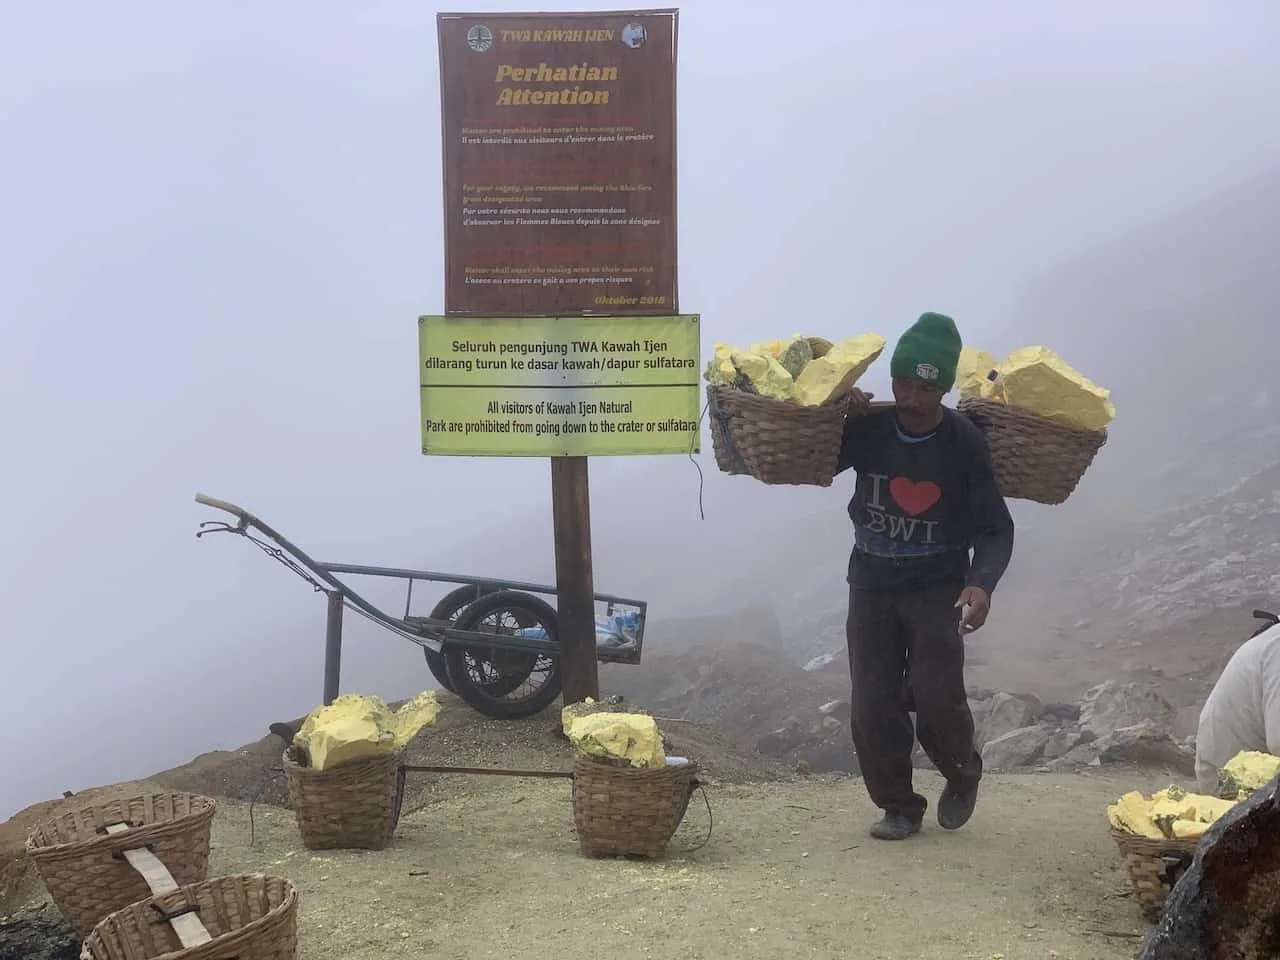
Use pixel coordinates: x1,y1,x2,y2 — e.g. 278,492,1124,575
846,580,982,821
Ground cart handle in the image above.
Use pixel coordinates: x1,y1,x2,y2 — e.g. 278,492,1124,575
195,492,246,516
193,491,445,646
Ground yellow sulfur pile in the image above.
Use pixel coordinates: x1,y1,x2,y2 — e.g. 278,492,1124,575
293,690,442,771
562,698,666,768
956,347,1002,401
958,344,1116,432
704,333,886,407
1107,784,1236,840
1219,750,1280,799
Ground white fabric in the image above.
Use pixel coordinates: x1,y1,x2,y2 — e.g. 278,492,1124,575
1195,622,1280,794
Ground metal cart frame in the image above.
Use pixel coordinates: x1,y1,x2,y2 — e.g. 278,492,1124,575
193,493,648,719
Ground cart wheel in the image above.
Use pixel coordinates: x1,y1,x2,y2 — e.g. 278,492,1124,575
444,590,563,720
423,584,501,693
425,584,538,698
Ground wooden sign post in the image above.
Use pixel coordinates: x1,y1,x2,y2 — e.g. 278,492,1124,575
430,9,689,705
550,456,597,703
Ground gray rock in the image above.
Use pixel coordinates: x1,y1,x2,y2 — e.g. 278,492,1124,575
1041,702,1083,724
975,692,1035,748
1043,727,1086,760
0,902,78,960
969,697,994,731
981,725,1050,772
1043,740,1102,772
803,650,841,672
1079,681,1178,740
1012,692,1046,721
1095,721,1196,775
756,722,814,757
1138,774,1280,957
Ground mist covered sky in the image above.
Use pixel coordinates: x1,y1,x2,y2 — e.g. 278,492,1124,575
2,0,1278,818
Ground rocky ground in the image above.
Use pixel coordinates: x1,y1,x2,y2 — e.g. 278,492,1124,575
2,691,1194,960
5,452,1277,958
605,638,1206,786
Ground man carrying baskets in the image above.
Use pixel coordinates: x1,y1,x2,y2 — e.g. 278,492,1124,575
836,312,1015,841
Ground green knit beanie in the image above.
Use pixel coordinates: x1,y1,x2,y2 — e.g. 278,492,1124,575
889,312,962,392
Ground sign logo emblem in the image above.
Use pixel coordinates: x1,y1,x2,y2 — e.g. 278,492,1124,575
915,362,939,381
621,22,647,48
466,25,493,52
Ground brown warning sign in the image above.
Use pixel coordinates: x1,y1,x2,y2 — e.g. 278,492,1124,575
437,10,678,317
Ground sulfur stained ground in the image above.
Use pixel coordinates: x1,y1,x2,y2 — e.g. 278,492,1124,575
206,767,1173,960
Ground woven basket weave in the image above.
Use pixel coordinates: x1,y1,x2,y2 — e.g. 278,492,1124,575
25,792,215,939
1110,830,1199,921
958,397,1108,505
81,873,298,960
572,757,698,859
707,383,852,487
282,746,405,851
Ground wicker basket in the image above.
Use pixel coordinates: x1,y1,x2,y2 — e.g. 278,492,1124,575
572,757,699,859
1110,830,1199,921
707,383,852,487
81,873,298,960
25,792,216,939
958,397,1107,505
282,746,405,851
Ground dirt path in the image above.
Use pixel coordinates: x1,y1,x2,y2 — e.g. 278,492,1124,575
202,768,1170,960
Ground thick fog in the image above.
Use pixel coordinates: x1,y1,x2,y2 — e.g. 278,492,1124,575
3,0,1278,819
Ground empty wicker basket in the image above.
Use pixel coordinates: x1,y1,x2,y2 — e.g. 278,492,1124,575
572,757,699,859
282,745,405,851
958,397,1108,505
1111,830,1199,921
25,792,216,939
707,383,853,487
81,873,298,960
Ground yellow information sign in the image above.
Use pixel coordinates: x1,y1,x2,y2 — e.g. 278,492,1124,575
418,315,701,456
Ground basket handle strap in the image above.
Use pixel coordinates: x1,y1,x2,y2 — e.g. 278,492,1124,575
706,388,748,473
392,764,408,827
675,779,714,854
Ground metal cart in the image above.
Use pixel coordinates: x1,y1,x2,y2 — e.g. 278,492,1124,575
193,494,648,719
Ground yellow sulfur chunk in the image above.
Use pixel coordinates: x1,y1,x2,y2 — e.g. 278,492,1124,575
294,690,441,771
1221,750,1280,797
1193,794,1236,823
732,351,796,401
957,347,1002,400
560,696,611,734
999,346,1116,432
746,335,805,360
1171,819,1210,840
1149,791,1200,832
387,689,444,747
565,711,665,768
1106,790,1165,838
793,334,886,407
745,338,787,358
704,342,738,385
745,336,812,378
1107,785,1237,840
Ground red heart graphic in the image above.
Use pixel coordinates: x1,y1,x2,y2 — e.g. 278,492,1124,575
889,477,941,516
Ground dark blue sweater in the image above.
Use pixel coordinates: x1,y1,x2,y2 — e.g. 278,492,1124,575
836,407,1014,595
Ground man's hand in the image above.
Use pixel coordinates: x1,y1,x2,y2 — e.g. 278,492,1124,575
956,586,991,635
848,387,874,415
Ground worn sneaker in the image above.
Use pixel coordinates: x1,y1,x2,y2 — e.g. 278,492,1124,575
869,812,922,841
937,780,979,830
